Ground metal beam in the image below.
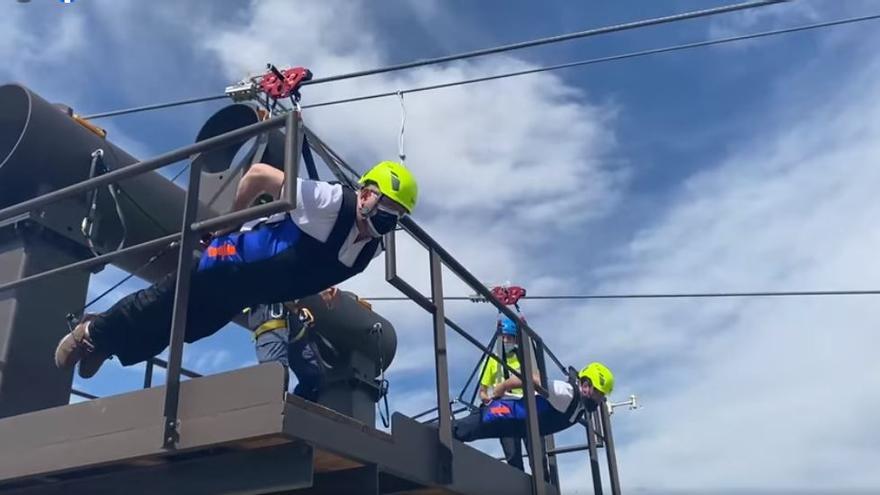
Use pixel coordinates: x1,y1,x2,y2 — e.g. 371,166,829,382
585,409,604,495
2,443,313,495
0,115,285,225
517,329,547,495
143,360,153,388
300,465,378,495
460,330,499,405
161,162,202,449
189,200,292,234
69,389,97,400
148,357,202,378
429,249,453,484
0,229,90,417
0,233,178,297
284,111,302,207
599,401,622,495
535,339,560,488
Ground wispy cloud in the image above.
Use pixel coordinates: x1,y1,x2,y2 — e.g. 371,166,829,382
543,35,880,493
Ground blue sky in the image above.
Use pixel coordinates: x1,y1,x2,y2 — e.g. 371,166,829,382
4,1,880,493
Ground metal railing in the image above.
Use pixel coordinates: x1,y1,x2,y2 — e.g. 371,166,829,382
0,107,620,494
69,357,203,400
0,109,302,450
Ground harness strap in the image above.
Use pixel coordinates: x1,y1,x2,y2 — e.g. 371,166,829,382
323,186,381,270
564,368,586,424
253,318,287,340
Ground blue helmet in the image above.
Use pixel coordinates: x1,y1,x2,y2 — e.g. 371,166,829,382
500,317,518,336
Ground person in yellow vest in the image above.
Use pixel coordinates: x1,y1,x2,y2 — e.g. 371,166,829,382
249,288,338,401
455,362,615,443
477,316,536,471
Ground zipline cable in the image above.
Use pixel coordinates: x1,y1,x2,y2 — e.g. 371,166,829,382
303,13,880,110
82,0,789,120
363,289,880,301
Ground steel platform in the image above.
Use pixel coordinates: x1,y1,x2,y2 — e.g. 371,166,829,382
0,364,555,495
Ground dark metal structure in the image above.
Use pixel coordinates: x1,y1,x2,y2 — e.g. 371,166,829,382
0,84,622,494
0,364,550,495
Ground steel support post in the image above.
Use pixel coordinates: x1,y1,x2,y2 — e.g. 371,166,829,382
547,443,590,456
283,111,302,207
461,330,499,405
534,338,560,487
517,326,546,495
599,399,622,495
429,249,453,484
585,409,604,495
0,227,90,417
143,359,154,388
161,161,203,449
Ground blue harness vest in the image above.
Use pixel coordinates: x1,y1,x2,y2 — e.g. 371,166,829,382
198,186,381,299
480,389,584,436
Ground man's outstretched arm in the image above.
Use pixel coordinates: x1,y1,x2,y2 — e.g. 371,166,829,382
492,372,542,399
230,163,285,212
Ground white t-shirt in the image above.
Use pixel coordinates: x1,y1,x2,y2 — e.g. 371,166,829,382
546,380,576,413
240,179,381,268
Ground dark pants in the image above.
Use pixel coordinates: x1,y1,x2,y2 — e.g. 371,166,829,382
88,221,319,365
501,436,525,471
255,326,323,401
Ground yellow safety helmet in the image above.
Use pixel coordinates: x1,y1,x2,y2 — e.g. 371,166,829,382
359,161,418,214
578,362,614,396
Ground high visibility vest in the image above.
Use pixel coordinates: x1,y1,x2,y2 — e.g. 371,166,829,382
480,351,523,398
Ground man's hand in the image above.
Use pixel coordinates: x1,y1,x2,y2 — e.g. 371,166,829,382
479,390,492,405
492,383,507,400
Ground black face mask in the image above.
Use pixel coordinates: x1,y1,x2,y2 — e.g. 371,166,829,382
583,397,600,412
367,208,399,236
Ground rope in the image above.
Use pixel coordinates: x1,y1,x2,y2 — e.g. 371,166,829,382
397,91,407,165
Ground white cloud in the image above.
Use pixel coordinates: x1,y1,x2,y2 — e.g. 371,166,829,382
537,44,880,493
0,6,86,89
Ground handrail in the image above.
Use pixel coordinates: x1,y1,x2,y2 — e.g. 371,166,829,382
0,115,286,225
2,101,608,492
70,388,98,400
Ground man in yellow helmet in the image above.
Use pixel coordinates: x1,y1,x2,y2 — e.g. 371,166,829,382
453,362,614,442
55,161,418,378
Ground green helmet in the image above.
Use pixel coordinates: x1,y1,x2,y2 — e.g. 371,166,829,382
359,161,418,214
578,362,614,396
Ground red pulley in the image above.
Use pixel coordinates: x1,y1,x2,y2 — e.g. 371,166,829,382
259,66,313,100
491,285,527,306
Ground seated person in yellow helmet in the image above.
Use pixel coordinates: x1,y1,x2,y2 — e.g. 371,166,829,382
55,161,418,378
453,362,614,442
